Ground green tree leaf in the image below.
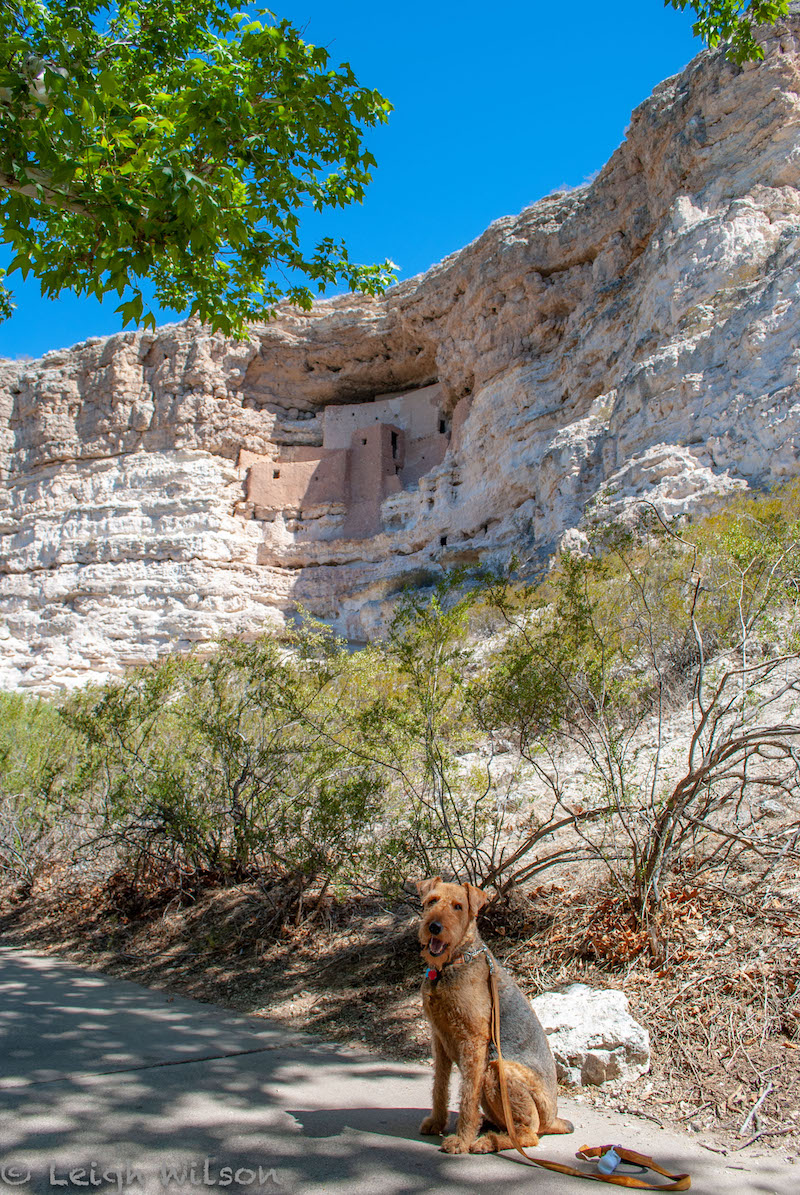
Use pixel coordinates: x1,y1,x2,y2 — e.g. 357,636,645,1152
0,0,395,337
666,0,790,63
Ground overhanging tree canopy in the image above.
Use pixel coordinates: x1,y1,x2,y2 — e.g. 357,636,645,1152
0,0,395,335
666,0,790,64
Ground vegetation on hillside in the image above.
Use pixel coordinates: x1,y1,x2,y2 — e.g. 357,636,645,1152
2,485,799,940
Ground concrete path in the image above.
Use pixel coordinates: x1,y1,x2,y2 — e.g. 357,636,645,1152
0,945,794,1195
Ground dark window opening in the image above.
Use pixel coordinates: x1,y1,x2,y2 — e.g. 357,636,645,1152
391,431,399,459
439,419,446,434
440,535,447,547
273,469,281,479
361,437,367,446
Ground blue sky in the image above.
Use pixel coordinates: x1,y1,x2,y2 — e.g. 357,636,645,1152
0,1,701,359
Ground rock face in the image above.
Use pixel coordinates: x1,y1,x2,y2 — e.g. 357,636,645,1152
531,984,651,1086
5,17,800,692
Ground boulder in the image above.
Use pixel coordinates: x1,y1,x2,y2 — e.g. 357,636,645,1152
531,983,650,1086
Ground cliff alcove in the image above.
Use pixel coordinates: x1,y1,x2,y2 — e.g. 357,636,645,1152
4,15,800,691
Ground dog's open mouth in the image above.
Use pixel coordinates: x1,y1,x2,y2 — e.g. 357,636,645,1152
427,936,446,957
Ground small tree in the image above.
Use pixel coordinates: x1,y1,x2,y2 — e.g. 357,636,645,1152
343,573,617,895
65,629,387,890
477,495,800,921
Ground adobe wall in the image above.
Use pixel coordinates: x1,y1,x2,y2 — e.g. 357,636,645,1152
343,423,405,538
245,446,348,514
401,433,449,487
241,382,450,537
323,383,443,450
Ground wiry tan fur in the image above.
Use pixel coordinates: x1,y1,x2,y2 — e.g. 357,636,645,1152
416,876,573,1154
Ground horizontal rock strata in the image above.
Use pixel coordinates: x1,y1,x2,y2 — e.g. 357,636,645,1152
4,16,800,691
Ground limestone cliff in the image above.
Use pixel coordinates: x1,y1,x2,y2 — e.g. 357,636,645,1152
4,17,800,692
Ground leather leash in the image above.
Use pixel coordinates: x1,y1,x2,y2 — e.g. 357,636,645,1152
487,962,691,1190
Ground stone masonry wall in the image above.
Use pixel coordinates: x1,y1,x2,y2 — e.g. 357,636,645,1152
241,382,448,542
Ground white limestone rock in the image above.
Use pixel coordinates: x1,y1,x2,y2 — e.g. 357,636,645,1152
532,983,651,1086
6,15,800,691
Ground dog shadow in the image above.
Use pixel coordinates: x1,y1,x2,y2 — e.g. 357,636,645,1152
286,1106,441,1142
287,1106,510,1144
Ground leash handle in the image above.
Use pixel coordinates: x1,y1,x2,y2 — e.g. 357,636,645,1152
487,967,691,1190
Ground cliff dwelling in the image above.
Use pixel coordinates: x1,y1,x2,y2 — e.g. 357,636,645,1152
238,382,454,540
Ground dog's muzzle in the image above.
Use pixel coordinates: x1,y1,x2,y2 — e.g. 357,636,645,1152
425,921,446,956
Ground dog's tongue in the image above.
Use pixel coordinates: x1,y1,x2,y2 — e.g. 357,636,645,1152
428,936,446,957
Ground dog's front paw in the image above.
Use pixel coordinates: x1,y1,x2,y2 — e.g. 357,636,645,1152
470,1134,498,1154
440,1134,470,1154
419,1116,447,1136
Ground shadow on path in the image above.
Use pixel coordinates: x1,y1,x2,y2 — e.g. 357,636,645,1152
0,946,793,1195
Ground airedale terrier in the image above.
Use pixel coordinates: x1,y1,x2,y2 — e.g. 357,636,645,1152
416,876,573,1155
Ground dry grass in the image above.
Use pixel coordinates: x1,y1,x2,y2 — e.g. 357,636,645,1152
503,880,800,1154
1,862,799,1159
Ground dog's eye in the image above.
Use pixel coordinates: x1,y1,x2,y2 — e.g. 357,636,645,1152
453,902,462,911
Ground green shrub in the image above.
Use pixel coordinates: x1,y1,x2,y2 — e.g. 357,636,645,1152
474,487,800,917
0,691,79,886
4,484,800,929
64,630,387,893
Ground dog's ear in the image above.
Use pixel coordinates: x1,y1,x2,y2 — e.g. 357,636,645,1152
464,883,488,918
415,876,442,900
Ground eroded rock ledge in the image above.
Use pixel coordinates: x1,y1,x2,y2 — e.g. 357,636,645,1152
4,18,800,692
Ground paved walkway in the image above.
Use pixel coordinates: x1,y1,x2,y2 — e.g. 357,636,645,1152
0,946,795,1194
